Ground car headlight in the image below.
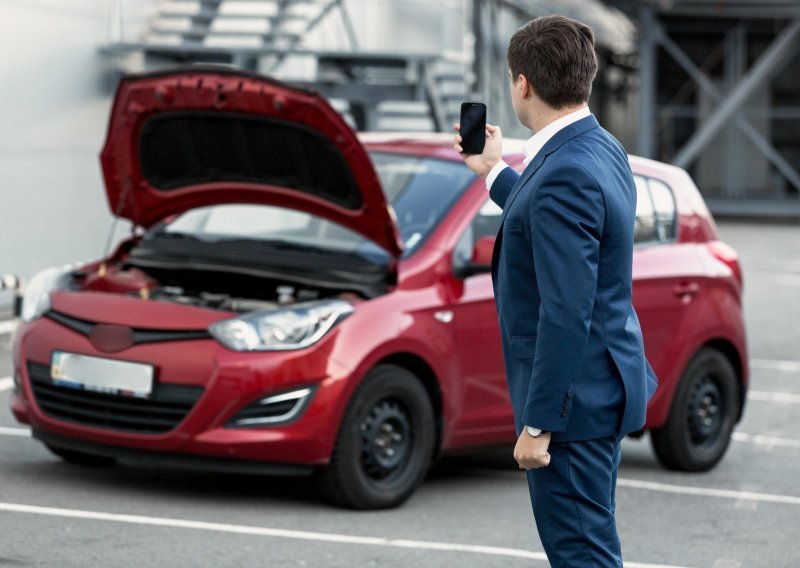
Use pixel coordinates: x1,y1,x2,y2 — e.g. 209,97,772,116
20,266,72,322
208,300,354,351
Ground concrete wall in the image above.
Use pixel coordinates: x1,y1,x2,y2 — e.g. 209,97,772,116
0,1,153,310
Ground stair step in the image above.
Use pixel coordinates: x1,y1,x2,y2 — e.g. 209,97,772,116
157,10,307,21
146,28,302,40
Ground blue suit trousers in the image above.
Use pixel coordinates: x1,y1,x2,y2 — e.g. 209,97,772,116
526,435,624,567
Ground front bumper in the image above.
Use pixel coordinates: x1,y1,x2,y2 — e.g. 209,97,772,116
34,429,313,476
11,312,352,467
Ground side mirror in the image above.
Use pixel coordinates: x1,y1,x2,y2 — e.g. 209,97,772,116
454,236,494,278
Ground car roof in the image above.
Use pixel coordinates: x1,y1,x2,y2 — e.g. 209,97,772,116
357,131,708,221
358,132,687,178
358,131,527,162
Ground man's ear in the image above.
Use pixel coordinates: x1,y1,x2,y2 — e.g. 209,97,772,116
518,74,532,99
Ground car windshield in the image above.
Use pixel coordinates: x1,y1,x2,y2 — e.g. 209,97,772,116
151,152,475,260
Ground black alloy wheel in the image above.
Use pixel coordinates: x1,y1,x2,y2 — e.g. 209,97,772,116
651,348,739,472
318,364,435,509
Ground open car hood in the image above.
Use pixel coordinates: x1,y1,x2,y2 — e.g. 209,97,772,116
100,66,403,257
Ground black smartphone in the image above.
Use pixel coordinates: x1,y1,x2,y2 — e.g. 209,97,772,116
459,102,487,154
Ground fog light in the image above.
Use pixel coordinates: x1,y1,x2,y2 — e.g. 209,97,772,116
228,386,315,427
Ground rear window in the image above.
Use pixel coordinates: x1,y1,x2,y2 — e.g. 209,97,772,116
634,175,677,245
138,111,362,209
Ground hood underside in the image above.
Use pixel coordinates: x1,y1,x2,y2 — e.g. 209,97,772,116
100,66,403,257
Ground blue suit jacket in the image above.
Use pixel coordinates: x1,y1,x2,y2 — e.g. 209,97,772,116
490,114,658,443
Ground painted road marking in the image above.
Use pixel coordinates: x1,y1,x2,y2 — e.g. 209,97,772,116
0,427,29,437
0,501,693,568
617,478,800,506
0,377,13,392
773,273,800,287
0,319,17,335
750,359,800,373
748,391,800,404
467,465,800,507
733,432,800,449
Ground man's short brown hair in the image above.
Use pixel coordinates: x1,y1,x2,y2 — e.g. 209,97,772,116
507,15,598,109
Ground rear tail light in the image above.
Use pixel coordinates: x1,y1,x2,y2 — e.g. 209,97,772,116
706,240,743,288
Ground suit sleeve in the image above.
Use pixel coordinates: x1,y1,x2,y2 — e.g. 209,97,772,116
489,166,520,210
522,163,605,431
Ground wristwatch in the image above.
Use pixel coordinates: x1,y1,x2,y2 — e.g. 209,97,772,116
526,425,546,437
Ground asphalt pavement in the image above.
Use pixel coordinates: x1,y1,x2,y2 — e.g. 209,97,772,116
1,221,799,568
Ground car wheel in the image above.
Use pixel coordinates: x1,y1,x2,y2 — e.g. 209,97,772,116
45,444,116,467
318,364,435,510
651,348,738,472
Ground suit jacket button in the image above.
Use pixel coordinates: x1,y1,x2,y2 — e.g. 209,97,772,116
561,411,567,417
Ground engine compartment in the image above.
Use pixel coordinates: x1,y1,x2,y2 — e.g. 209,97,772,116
70,262,363,314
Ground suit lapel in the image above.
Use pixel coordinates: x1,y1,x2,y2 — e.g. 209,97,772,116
498,115,600,228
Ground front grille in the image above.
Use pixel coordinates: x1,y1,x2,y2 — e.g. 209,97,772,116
27,361,203,434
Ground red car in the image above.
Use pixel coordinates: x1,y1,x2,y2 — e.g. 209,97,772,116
10,68,747,509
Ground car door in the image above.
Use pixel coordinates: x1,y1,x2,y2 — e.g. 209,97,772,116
632,174,705,387
446,197,516,441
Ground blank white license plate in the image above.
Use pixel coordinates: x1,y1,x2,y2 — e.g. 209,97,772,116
50,351,154,398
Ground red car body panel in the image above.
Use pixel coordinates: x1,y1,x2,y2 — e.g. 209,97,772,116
11,131,747,469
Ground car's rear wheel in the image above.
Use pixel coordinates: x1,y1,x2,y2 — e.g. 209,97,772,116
318,364,435,510
45,444,116,467
651,348,738,472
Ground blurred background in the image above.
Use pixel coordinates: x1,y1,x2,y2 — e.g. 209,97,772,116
1,0,799,313
2,4,800,568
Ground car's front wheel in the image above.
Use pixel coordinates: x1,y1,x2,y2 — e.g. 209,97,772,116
318,364,435,510
651,348,739,472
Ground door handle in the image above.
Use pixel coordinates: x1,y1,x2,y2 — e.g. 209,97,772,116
673,282,700,300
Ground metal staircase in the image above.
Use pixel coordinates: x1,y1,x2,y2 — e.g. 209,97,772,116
103,0,468,132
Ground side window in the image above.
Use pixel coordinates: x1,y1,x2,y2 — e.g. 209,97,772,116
648,178,677,242
453,198,502,268
634,175,677,245
634,176,658,244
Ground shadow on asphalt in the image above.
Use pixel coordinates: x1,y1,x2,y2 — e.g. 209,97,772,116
3,439,663,510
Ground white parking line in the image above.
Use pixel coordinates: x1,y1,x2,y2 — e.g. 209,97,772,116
772,273,800,287
0,377,13,392
0,319,17,335
748,391,800,404
0,427,29,437
733,432,800,449
0,501,693,568
617,478,800,506
751,359,800,373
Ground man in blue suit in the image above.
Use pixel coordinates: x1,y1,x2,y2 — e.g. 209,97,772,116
455,15,658,567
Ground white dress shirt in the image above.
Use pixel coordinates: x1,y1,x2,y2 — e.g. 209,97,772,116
485,106,591,190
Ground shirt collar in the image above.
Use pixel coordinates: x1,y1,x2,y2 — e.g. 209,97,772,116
522,106,592,165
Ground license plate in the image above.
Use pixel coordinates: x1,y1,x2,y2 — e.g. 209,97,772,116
50,351,154,398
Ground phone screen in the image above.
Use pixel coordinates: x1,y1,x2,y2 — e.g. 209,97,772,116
460,102,487,154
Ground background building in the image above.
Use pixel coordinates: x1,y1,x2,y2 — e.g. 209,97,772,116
2,0,799,313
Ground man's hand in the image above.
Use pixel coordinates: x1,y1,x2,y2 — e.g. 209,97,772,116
453,122,503,179
514,430,552,470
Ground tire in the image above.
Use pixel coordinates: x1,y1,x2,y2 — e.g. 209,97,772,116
45,444,116,467
318,364,436,510
651,348,738,472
